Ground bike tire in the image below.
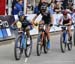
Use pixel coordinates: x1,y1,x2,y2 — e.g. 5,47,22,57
67,40,72,51
60,34,66,53
36,34,42,56
14,35,22,60
73,30,75,46
25,36,32,57
43,36,48,54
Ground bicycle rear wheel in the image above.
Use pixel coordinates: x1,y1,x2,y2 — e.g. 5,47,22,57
73,29,75,46
60,34,66,53
37,34,42,56
67,37,72,51
14,35,22,60
43,36,48,54
25,36,32,57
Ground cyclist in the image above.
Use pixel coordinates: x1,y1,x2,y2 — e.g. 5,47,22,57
12,11,33,38
33,2,53,49
59,10,72,41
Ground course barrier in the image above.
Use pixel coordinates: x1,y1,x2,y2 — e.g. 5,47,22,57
0,14,74,41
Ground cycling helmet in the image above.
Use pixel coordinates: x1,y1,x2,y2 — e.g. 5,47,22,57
18,11,25,21
62,10,68,15
40,3,47,11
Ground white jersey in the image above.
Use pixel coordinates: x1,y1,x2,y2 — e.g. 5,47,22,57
60,14,71,22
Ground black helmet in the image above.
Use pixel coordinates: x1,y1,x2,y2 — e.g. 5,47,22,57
40,3,47,11
62,10,68,15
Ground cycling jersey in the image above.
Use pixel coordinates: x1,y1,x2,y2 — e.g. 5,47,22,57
37,3,51,24
41,12,51,24
18,16,32,31
60,14,72,24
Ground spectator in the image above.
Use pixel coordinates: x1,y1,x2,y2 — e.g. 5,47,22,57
33,0,48,14
34,3,39,14
48,3,55,15
12,0,24,15
12,0,18,14
62,0,68,9
67,2,73,11
54,2,62,13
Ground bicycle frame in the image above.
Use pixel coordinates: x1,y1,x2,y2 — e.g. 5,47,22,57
62,27,67,43
20,32,27,49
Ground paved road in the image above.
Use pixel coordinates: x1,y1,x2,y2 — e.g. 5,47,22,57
0,32,75,64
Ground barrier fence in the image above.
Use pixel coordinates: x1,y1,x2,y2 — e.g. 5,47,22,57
0,14,75,41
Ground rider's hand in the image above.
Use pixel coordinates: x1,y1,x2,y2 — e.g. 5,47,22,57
64,23,71,26
35,23,38,26
50,24,53,27
57,24,61,27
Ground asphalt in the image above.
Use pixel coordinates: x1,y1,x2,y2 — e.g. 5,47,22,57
0,32,75,64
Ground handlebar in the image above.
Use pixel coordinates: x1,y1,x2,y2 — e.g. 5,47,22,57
53,23,75,27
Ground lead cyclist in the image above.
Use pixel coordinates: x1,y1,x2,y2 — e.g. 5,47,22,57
33,2,54,49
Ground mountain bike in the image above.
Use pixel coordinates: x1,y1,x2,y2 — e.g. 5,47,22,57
54,24,73,53
36,23,52,56
14,30,32,60
11,24,32,60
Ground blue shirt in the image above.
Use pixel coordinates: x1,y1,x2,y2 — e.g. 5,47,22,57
48,6,54,15
34,6,39,14
12,3,23,15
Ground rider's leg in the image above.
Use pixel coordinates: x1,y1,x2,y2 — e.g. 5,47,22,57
39,21,44,45
67,26,72,41
26,26,30,37
45,24,51,49
41,31,45,45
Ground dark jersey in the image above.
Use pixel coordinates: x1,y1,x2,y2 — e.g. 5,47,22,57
41,12,51,24
19,16,31,28
37,2,51,24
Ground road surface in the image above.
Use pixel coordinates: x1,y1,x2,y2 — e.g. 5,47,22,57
0,32,75,64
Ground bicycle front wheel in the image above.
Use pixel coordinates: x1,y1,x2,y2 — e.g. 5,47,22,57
60,34,66,53
67,37,72,51
73,29,75,46
24,36,32,57
43,36,48,54
36,34,42,56
14,35,22,60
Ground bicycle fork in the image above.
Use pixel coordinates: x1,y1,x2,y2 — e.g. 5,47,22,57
21,33,26,49
63,31,67,43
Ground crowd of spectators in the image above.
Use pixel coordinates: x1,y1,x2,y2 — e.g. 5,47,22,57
34,0,73,15
11,0,74,15
12,0,24,15
11,0,33,15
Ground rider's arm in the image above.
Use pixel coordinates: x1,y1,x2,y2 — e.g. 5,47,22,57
31,13,41,26
68,14,72,25
65,19,72,25
65,14,72,25
50,15,54,25
59,16,63,25
11,20,17,26
32,15,38,24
